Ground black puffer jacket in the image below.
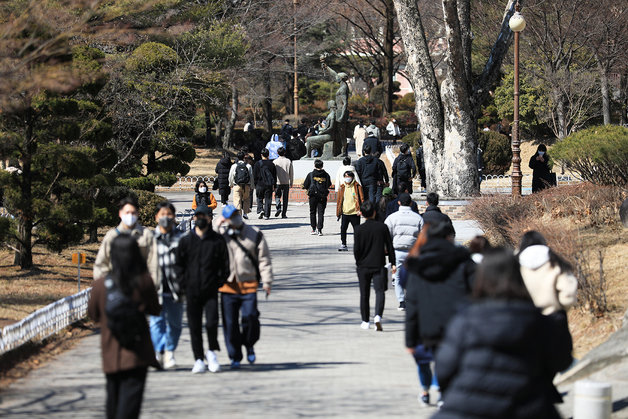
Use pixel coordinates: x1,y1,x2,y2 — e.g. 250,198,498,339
215,156,233,190
434,301,572,419
405,238,475,348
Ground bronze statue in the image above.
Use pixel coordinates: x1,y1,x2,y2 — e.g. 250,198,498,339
306,100,337,158
321,56,350,156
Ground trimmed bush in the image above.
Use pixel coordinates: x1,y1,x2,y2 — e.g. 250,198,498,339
478,130,512,175
401,131,421,149
135,190,167,227
126,42,179,74
551,125,628,186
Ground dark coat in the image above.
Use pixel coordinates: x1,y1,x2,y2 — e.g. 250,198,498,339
434,301,572,419
175,229,230,299
88,273,160,374
215,156,233,190
405,238,475,348
253,159,277,188
355,154,380,185
421,205,453,229
354,219,396,269
392,153,417,192
529,153,552,193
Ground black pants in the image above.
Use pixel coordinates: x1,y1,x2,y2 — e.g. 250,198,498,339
256,186,273,217
309,196,327,231
419,169,426,189
363,183,377,203
106,367,147,419
357,267,387,322
187,293,220,361
340,214,360,246
275,184,290,216
219,187,231,205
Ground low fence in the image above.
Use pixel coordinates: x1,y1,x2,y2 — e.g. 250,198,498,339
155,175,217,192
0,288,91,356
480,173,581,194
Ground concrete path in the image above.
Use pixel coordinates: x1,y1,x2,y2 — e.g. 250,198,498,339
1,198,484,418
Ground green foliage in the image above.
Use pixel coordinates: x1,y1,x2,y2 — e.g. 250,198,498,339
299,78,339,105
478,131,512,175
348,93,374,116
494,68,546,137
178,23,247,70
390,110,417,128
551,125,628,186
126,42,179,74
401,131,421,149
135,189,167,227
395,93,415,112
369,82,400,104
119,177,156,192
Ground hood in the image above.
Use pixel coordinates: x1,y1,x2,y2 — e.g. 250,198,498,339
518,245,550,270
465,301,540,348
424,205,442,213
407,238,470,281
363,154,376,163
271,134,280,142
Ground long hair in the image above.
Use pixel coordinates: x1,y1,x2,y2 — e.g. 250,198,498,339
110,234,147,296
473,248,531,301
519,230,573,272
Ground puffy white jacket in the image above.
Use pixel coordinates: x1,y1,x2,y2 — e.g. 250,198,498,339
384,206,424,250
519,245,578,315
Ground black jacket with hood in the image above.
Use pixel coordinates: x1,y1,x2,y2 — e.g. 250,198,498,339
215,156,233,190
405,238,475,348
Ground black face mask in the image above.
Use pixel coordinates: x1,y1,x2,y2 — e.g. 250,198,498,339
195,217,209,230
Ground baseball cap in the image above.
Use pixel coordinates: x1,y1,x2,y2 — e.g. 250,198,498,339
222,204,238,219
194,205,213,216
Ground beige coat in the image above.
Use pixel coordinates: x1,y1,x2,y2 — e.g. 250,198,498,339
94,223,159,286
519,245,578,315
222,224,273,288
273,156,294,186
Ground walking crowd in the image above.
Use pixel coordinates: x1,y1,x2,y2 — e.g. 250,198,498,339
88,119,576,418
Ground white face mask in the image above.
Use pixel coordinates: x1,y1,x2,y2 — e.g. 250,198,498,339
344,177,353,184
121,213,138,228
538,151,545,156
199,187,207,193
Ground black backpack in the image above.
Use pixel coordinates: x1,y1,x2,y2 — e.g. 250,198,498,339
104,278,146,350
260,163,275,187
397,156,412,180
234,162,250,185
309,172,329,198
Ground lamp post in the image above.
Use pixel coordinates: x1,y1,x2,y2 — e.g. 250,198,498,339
293,0,299,122
509,1,526,197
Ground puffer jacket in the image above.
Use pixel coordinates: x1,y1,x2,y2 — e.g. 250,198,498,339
384,206,424,250
215,156,233,190
434,300,572,419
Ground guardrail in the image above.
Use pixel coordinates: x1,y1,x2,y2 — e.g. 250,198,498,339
0,288,91,356
155,175,217,192
480,173,581,194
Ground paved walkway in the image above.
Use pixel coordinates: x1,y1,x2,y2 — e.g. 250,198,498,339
0,198,482,418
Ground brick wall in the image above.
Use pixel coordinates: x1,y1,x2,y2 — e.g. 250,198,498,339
289,186,337,202
417,204,467,221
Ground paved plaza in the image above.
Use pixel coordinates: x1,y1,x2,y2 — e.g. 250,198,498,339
0,196,483,418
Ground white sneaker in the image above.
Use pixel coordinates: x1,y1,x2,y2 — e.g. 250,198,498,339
155,351,163,366
191,359,207,374
163,350,176,369
374,315,383,331
206,350,221,373
360,321,370,330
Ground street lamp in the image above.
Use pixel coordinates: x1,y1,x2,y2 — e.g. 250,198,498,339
293,0,299,122
509,1,525,197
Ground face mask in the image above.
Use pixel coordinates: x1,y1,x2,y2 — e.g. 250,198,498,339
199,187,207,193
195,217,209,230
121,213,138,228
158,216,174,229
344,177,353,184
229,215,244,229
538,151,545,156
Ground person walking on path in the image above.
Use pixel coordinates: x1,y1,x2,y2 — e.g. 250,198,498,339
392,143,416,194
529,143,553,193
336,171,365,251
374,151,389,203
229,151,254,219
384,193,424,312
214,152,233,206
354,200,396,331
94,197,158,285
385,183,419,218
421,192,453,231
363,129,384,156
355,144,380,203
273,146,293,218
376,187,395,222
88,234,161,419
253,148,277,220
366,120,380,140
150,202,185,370
386,118,400,144
279,119,293,143
353,120,367,158
334,156,361,192
191,179,217,211
303,159,332,236
433,249,573,417
174,205,230,374
265,133,285,161
218,205,273,369
415,143,426,191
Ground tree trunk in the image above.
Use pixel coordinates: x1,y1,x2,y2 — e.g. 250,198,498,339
556,94,568,139
204,105,214,148
146,146,156,175
14,111,34,268
383,0,395,115
262,70,273,135
597,60,611,125
88,225,98,243
214,119,223,146
223,84,238,150
620,72,627,126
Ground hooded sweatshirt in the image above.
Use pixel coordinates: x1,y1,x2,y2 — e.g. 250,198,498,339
265,134,285,160
518,245,577,315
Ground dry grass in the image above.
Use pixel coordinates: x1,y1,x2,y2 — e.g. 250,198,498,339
186,147,225,177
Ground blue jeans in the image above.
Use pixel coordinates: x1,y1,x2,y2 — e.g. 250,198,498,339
220,292,260,362
149,294,183,352
417,363,439,391
393,250,408,302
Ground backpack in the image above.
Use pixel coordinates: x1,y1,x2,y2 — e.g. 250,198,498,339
397,156,412,180
104,278,146,350
234,162,250,185
309,172,329,198
260,163,275,187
